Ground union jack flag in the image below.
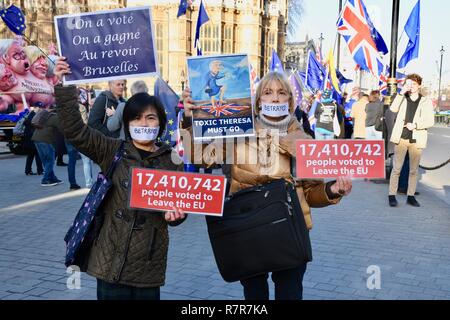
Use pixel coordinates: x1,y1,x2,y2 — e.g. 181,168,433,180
379,67,406,95
199,103,250,117
337,0,385,77
316,43,324,65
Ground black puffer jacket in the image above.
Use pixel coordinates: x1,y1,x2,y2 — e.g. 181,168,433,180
55,85,185,288
88,90,126,138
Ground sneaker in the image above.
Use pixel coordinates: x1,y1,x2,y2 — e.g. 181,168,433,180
49,179,63,185
407,196,420,207
388,195,398,207
25,172,36,175
70,184,81,190
41,181,58,187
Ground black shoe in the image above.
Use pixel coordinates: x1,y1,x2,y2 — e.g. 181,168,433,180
398,189,420,196
37,171,44,175
389,195,398,207
25,172,36,175
57,162,68,167
407,196,420,207
70,184,81,190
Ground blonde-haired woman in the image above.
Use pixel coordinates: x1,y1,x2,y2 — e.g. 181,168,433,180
181,71,352,300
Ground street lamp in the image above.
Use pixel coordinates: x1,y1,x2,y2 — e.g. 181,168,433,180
319,33,324,53
438,46,445,112
180,70,185,91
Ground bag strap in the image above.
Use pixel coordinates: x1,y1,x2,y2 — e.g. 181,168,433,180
102,96,109,125
105,141,125,178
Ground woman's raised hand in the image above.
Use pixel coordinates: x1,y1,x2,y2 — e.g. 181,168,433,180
53,57,72,81
181,87,199,117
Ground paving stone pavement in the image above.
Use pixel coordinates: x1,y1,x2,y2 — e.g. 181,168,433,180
0,153,449,300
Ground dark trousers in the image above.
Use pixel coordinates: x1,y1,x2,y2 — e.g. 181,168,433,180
97,279,160,300
240,263,308,300
398,151,410,191
54,131,67,162
65,142,78,185
25,144,43,174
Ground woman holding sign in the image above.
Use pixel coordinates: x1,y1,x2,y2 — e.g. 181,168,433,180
181,71,352,300
53,58,186,300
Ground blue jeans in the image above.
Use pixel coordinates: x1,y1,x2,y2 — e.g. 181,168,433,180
315,129,335,140
240,263,308,300
65,142,79,185
80,153,94,187
34,142,58,183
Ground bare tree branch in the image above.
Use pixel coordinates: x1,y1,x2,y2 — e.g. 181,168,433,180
287,0,304,41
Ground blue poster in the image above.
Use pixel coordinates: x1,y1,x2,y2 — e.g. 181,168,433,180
54,7,157,84
187,54,254,141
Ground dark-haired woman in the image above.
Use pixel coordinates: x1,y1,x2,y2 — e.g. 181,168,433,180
54,58,186,300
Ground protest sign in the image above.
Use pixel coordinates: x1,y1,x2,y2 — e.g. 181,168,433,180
296,140,385,179
129,168,227,216
186,54,254,141
54,6,157,84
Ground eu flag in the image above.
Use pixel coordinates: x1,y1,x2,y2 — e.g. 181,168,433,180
270,49,284,73
0,5,26,35
362,3,388,55
398,0,420,68
289,73,302,107
305,51,326,92
154,77,180,147
194,0,209,56
177,0,188,18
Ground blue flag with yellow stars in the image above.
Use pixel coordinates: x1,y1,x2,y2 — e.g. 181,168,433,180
1,5,26,35
177,0,187,18
154,77,180,147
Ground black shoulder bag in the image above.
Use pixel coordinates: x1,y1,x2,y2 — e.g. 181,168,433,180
205,178,312,283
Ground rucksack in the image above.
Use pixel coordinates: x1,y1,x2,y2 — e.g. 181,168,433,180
13,111,30,136
31,109,51,129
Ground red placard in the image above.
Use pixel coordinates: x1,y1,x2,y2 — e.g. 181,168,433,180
129,168,227,216
296,140,385,179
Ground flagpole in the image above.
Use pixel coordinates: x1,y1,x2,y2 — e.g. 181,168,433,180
387,0,401,103
337,0,344,69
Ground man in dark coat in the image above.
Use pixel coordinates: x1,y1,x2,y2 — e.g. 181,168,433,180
88,80,126,138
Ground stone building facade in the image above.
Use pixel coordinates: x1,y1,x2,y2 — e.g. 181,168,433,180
0,0,288,93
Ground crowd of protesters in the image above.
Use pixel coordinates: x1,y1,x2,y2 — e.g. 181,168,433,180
10,53,434,300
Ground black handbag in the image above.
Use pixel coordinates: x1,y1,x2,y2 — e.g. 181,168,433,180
206,179,312,283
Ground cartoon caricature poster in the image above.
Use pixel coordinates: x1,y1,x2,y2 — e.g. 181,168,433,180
186,54,254,141
0,37,58,116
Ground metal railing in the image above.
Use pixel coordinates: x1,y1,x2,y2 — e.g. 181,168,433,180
435,114,450,126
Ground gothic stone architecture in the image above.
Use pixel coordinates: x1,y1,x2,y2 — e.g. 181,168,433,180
0,0,288,94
